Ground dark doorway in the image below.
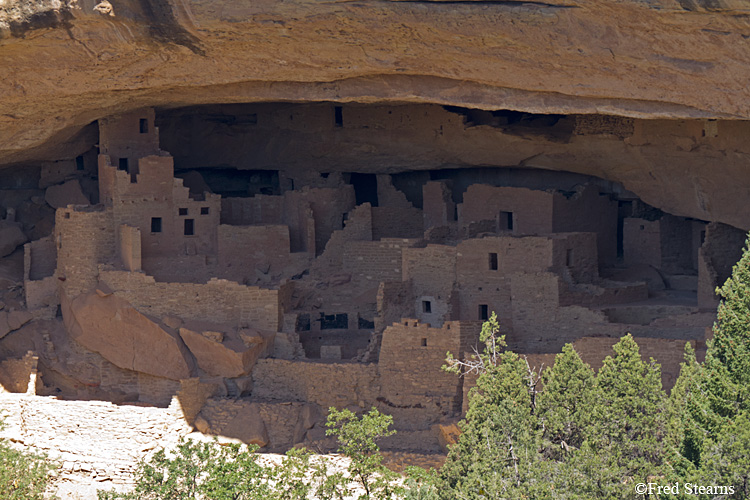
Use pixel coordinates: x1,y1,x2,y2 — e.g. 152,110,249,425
184,219,194,236
349,173,379,207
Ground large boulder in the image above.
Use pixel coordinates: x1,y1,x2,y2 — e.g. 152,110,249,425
62,291,193,380
220,403,269,448
45,180,90,209
0,221,27,257
179,326,269,378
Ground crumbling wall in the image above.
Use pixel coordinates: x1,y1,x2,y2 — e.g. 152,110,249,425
317,203,373,269
623,218,661,269
118,225,142,272
372,175,423,239
698,222,746,310
55,207,115,297
343,238,418,285
217,224,293,283
402,245,456,326
460,185,554,234
379,320,480,420
99,109,161,162
221,185,354,255
24,235,58,309
552,185,618,266
99,270,288,331
422,180,455,231
252,359,379,408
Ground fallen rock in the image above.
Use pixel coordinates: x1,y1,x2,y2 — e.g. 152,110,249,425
62,292,193,380
293,403,321,444
161,315,183,330
0,222,27,257
44,180,89,209
95,282,114,297
179,327,265,378
7,310,32,330
194,415,210,434
221,403,269,447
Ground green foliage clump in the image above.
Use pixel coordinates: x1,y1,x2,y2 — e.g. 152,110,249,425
99,406,407,500
441,313,670,499
325,406,401,500
0,439,56,500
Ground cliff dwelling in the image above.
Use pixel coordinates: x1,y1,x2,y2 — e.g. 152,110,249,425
0,101,748,493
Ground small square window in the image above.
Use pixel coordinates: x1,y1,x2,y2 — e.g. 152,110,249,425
478,304,489,321
118,158,129,171
184,219,194,236
151,217,162,233
200,207,209,215
64,212,71,219
179,208,188,216
422,300,432,313
489,252,498,270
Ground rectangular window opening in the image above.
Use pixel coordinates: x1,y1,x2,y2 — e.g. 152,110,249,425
566,249,574,267
421,338,427,347
499,211,514,231
334,106,343,128
489,252,498,270
75,155,85,171
118,158,129,171
139,118,148,134
179,208,188,216
151,217,162,233
422,300,432,314
184,219,194,236
200,207,209,215
478,304,489,321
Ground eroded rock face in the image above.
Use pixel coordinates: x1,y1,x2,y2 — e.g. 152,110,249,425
62,291,194,380
178,327,270,378
1,0,750,166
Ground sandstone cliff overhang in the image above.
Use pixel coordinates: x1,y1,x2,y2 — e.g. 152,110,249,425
1,0,750,167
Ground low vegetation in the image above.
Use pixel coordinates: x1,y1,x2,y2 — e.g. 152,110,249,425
0,418,56,500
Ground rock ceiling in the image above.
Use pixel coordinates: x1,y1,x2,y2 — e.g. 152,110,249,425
1,0,750,227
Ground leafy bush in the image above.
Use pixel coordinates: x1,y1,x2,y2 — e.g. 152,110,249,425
0,417,56,500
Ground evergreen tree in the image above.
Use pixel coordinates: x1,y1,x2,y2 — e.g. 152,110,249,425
440,313,544,499
587,334,668,485
537,344,598,460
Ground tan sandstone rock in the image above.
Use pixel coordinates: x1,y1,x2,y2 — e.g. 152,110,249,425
44,179,90,209
0,221,27,258
62,292,193,380
179,327,265,378
221,403,269,448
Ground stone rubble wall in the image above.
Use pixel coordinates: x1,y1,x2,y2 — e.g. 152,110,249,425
252,359,380,409
99,270,289,331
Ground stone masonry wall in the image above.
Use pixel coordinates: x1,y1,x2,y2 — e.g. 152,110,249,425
343,239,418,285
379,320,480,415
252,359,379,409
99,270,288,332
55,207,115,298
460,185,554,234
